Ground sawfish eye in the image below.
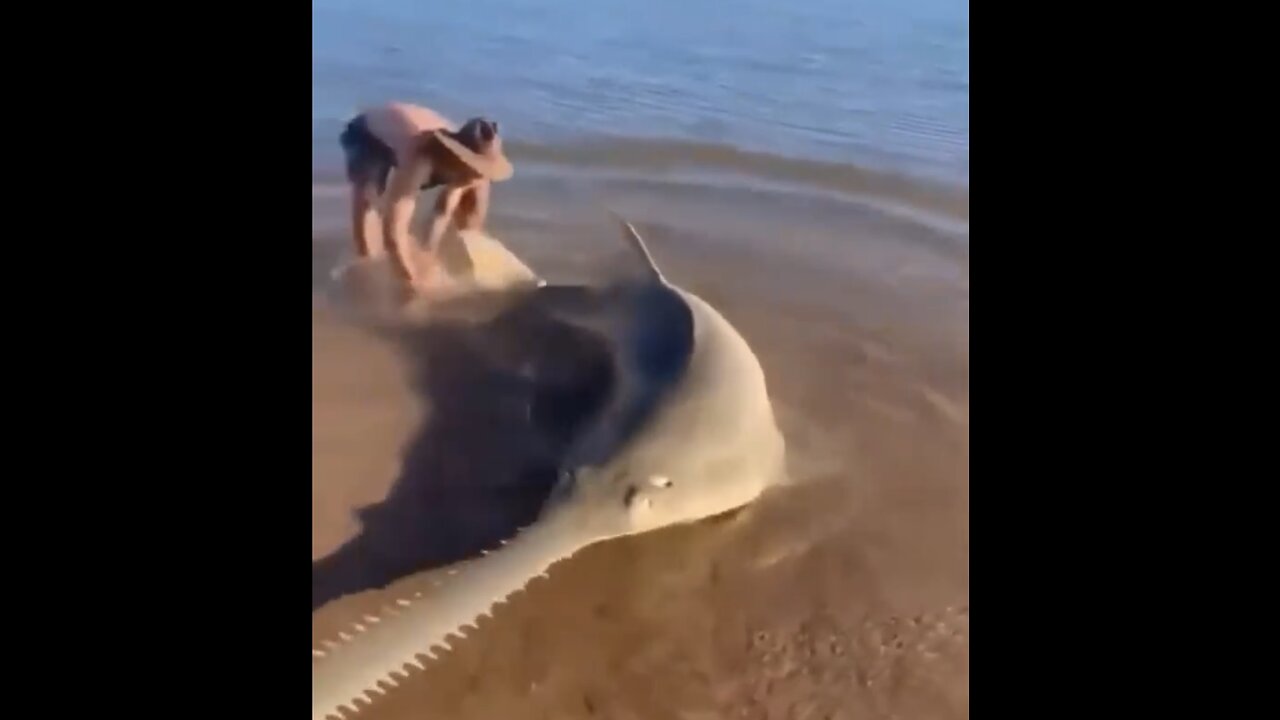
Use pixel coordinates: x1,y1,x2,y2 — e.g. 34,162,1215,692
649,476,673,488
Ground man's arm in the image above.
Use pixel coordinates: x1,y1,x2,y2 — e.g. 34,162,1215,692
424,185,463,254
381,157,434,284
454,181,490,232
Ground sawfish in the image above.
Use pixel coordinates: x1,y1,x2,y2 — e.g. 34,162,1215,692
312,216,788,720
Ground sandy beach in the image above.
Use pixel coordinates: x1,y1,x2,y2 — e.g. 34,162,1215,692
311,161,968,719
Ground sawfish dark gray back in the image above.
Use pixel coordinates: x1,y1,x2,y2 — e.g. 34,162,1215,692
510,215,695,474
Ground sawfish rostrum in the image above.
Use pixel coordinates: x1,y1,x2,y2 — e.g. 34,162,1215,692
312,217,787,720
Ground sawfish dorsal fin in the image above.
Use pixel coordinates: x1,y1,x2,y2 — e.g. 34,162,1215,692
608,212,666,284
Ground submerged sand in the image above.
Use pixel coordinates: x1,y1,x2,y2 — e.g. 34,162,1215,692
312,168,968,720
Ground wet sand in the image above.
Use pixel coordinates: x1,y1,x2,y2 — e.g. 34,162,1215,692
312,166,968,719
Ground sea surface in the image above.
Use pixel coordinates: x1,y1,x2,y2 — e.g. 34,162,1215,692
312,0,969,189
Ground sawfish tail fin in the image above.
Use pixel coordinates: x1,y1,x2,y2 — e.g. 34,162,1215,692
608,211,666,283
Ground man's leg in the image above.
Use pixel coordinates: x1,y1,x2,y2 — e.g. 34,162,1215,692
349,181,384,258
340,116,389,258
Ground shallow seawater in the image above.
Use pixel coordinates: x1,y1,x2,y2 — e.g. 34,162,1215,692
312,0,969,187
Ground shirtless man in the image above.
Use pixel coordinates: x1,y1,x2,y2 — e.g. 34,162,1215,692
339,102,513,292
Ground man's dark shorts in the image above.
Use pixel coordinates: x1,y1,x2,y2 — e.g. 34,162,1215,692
340,115,443,194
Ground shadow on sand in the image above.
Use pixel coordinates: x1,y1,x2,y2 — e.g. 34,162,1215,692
312,281,694,611
312,290,613,610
